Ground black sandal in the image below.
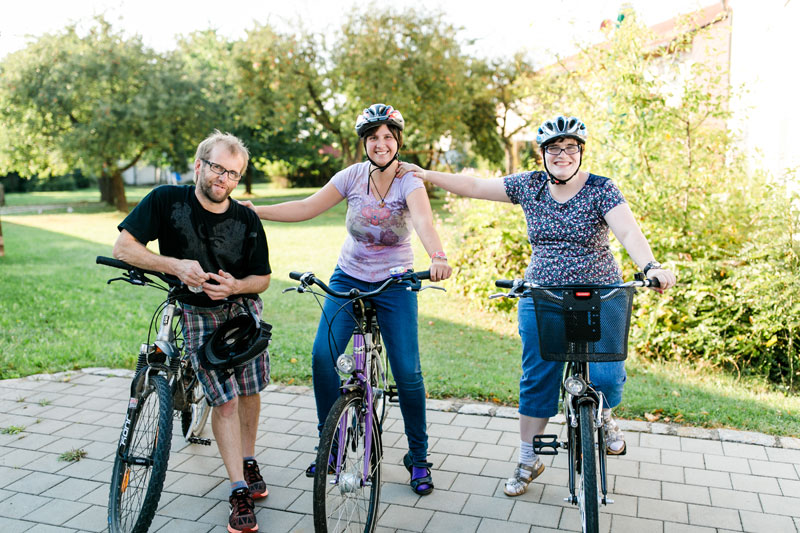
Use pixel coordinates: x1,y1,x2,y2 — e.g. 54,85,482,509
403,452,434,496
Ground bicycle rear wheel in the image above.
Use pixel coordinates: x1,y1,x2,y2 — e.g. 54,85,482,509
181,372,210,439
577,402,599,533
313,391,382,533
108,374,173,533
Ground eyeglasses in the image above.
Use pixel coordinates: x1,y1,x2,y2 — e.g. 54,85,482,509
544,145,581,156
201,159,242,182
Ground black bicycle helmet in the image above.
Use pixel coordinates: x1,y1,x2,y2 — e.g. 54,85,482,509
199,305,272,373
355,103,405,137
535,115,588,147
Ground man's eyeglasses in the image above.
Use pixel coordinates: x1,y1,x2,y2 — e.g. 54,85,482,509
201,159,242,182
544,145,581,156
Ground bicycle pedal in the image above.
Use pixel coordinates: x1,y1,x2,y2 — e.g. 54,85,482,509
187,436,212,446
533,434,560,455
387,385,400,403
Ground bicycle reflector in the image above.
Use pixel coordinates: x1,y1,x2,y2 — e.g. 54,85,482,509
564,376,587,396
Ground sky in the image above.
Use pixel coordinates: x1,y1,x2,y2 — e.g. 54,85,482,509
1,0,711,65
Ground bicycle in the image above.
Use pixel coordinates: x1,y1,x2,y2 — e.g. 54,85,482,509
284,267,443,533
97,256,213,533
492,274,660,533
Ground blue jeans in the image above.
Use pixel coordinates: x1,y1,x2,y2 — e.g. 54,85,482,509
517,297,627,418
311,266,428,463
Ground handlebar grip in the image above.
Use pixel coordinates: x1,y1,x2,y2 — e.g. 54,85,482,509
413,270,431,281
495,280,514,289
96,256,133,270
648,277,661,288
289,271,304,281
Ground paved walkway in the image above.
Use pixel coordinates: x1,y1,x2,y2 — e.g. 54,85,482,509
1,370,799,533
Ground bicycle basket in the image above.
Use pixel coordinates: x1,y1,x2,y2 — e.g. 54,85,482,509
530,286,636,362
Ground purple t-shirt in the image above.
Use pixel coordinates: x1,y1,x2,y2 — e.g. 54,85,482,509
503,171,626,285
331,162,425,282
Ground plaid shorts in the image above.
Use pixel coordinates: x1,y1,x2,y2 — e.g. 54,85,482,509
182,297,270,407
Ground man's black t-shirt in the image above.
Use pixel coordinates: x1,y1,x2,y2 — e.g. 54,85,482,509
118,185,271,307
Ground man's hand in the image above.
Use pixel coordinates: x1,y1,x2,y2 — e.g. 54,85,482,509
204,270,239,300
174,259,210,290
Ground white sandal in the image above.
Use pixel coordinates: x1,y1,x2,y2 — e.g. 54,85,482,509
603,411,627,455
503,459,545,497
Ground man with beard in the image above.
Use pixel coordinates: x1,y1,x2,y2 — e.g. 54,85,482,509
113,131,270,533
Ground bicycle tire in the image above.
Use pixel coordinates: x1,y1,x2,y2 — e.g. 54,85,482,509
313,391,382,533
370,323,388,426
578,402,599,533
108,374,173,533
181,375,210,439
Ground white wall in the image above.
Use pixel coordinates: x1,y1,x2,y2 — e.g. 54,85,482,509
728,0,800,176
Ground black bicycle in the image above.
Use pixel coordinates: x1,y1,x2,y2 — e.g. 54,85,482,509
97,256,212,533
285,267,442,533
492,274,659,533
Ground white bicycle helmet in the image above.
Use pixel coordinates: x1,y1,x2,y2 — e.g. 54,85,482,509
536,116,588,146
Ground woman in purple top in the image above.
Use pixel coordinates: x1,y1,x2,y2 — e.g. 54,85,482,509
397,115,676,498
249,104,451,495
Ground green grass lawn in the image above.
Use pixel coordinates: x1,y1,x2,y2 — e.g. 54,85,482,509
2,187,799,436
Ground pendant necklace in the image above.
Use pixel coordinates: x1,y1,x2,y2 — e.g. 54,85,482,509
368,168,393,208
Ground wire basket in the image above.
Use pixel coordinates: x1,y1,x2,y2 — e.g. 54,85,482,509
530,285,636,362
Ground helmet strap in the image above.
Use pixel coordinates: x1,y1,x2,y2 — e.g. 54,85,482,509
542,148,583,185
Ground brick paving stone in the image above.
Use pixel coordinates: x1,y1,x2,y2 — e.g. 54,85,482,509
663,523,716,533
425,510,481,533
461,427,503,445
163,472,223,497
159,494,217,520
760,493,800,517
425,411,456,424
610,514,664,533
709,487,762,512
620,445,661,464
29,525,79,533
641,433,682,451
687,503,742,530
470,443,515,461
42,478,103,501
0,466,31,489
380,504,433,531
730,473,782,495
614,475,661,499
640,462,684,483
561,506,613,532
414,488,468,513
451,473,501,497
662,482,711,505
508,501,561,529
779,479,800,498
56,458,109,481
427,423,465,439
749,458,799,480
704,454,751,474
0,448,46,468
661,449,706,469
722,442,770,460
381,481,421,506
765,447,800,465
739,510,798,533
461,494,514,521
486,418,520,433
477,517,532,533
451,414,490,429
440,455,487,475
154,517,215,532
6,472,67,496
684,467,732,489
61,504,107,532
430,437,475,456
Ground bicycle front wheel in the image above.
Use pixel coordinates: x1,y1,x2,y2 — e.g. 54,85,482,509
313,391,382,533
578,402,599,533
108,374,173,533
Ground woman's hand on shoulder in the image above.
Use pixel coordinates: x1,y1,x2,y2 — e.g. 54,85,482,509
396,161,426,180
648,268,676,293
430,257,452,282
238,199,257,212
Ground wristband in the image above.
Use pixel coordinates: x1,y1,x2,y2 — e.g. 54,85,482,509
642,261,661,276
431,251,447,262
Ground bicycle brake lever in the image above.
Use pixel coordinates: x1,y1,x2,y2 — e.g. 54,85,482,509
489,292,507,299
281,287,300,294
419,286,446,293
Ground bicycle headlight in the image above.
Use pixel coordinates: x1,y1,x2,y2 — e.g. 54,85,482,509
564,376,587,396
336,354,356,374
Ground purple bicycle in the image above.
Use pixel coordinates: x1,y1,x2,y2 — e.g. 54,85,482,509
285,268,442,533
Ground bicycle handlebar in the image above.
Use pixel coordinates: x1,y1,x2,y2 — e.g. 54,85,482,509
288,269,434,300
491,276,660,299
96,256,182,287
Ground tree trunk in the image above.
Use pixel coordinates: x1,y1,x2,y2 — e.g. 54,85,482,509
0,216,4,257
244,165,253,195
110,171,129,212
504,137,518,174
99,176,113,205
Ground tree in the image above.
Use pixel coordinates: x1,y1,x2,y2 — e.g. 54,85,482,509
0,17,212,211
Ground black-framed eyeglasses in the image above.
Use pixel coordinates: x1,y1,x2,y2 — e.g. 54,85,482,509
201,159,242,182
544,145,581,156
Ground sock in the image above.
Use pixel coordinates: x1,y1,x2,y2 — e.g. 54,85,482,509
244,456,255,463
519,440,536,466
230,480,248,495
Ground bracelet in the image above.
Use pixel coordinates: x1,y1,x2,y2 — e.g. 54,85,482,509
431,251,447,261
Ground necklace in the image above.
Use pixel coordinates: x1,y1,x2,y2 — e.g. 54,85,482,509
368,169,393,207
